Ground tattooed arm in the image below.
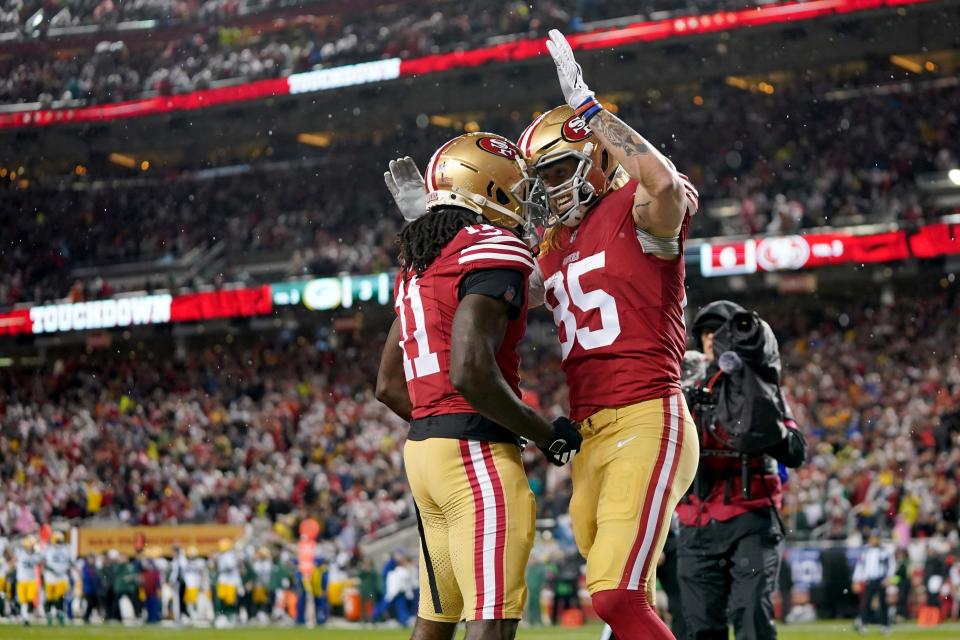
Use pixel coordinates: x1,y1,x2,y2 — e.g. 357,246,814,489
588,110,689,238
543,28,692,240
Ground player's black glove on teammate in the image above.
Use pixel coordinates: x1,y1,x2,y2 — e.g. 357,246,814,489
540,417,582,466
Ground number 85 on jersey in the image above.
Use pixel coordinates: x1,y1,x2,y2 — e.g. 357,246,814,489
543,250,622,361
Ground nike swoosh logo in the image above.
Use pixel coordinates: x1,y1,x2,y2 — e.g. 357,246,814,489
616,436,638,449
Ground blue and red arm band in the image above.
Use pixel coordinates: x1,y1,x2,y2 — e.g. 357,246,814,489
575,97,603,123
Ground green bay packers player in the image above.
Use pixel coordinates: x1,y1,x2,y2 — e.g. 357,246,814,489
43,531,71,625
214,537,241,624
377,132,581,640
182,545,207,620
16,536,41,625
0,544,9,617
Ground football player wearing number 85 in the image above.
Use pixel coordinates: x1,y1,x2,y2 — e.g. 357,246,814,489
376,132,582,640
516,29,702,640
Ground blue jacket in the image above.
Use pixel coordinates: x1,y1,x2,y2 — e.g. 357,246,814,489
82,561,101,595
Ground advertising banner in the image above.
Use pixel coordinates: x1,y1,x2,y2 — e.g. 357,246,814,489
76,524,245,557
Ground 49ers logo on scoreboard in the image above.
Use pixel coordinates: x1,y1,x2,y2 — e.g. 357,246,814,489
756,236,811,271
561,115,592,142
476,136,519,159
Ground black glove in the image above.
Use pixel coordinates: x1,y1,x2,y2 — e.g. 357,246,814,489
539,417,583,466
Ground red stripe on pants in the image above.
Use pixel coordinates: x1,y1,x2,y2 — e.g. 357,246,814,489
479,442,506,618
617,397,673,590
638,399,683,582
459,440,486,618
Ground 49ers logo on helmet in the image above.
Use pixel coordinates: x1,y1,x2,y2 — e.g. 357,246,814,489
477,136,519,159
561,115,592,142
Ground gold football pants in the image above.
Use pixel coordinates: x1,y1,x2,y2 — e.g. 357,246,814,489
570,394,699,599
404,438,535,622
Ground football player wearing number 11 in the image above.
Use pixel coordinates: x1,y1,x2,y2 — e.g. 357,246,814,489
519,30,701,639
376,132,582,640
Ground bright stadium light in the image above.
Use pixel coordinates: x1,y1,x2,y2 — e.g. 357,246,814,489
949,168,960,186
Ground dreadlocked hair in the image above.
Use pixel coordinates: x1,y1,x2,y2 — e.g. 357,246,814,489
397,206,480,277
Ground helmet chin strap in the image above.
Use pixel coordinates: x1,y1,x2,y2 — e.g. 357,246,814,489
559,181,597,227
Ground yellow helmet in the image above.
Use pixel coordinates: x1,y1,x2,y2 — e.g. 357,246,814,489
423,132,541,230
186,545,199,559
51,531,65,544
22,535,36,551
517,105,623,229
218,537,233,553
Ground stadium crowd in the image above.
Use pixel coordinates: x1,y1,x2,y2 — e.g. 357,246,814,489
2,288,960,542
0,156,402,308
775,292,960,544
0,334,412,545
1,287,960,624
0,0,291,31
0,0,821,106
3,71,957,308
0,0,751,45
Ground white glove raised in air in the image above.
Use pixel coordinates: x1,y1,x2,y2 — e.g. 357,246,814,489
383,156,427,222
545,29,595,110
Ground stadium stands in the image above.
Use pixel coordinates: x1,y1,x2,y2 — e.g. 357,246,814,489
774,292,960,541
0,336,411,547
2,289,959,545
3,68,956,307
0,0,822,106
0,0,751,44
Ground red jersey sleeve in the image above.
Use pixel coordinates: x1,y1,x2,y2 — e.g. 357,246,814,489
451,224,536,277
678,172,699,216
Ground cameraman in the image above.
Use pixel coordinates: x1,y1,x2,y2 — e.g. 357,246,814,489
677,301,806,640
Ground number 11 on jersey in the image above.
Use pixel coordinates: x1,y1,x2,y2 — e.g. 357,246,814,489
395,276,441,380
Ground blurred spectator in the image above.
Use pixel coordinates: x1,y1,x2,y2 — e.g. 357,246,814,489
357,556,381,621
852,531,894,633
895,548,911,621
548,551,580,624
81,554,103,623
380,552,414,626
525,552,546,626
142,556,163,623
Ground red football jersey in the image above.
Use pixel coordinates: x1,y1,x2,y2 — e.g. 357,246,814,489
394,224,534,420
536,179,692,421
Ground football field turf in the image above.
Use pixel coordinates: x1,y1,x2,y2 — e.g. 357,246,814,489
1,622,959,639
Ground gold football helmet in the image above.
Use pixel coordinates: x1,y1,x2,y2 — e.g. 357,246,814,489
517,105,623,229
51,531,65,544
423,132,542,230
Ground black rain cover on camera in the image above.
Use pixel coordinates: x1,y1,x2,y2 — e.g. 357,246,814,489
710,310,789,454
